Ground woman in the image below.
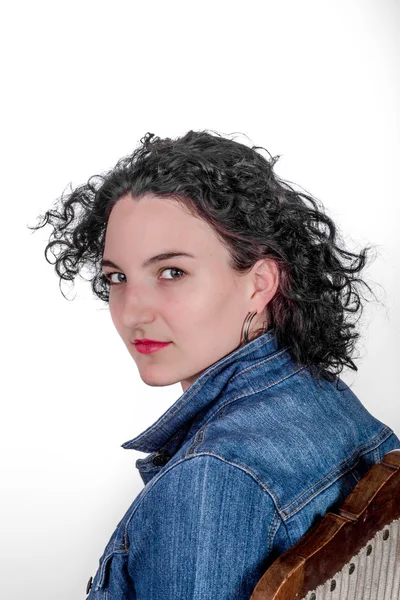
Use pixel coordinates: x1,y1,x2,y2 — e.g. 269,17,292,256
29,130,399,600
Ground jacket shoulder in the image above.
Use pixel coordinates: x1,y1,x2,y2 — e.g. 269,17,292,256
184,368,399,517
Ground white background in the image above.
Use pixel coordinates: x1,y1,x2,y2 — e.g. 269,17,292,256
1,1,399,598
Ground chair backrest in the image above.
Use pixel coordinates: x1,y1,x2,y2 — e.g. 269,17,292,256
250,450,400,600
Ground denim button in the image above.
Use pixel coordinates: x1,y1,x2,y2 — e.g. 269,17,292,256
86,576,93,594
152,452,170,466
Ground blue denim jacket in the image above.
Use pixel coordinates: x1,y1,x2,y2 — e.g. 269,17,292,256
86,330,399,599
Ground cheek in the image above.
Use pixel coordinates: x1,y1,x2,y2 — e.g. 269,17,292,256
182,279,238,325
108,294,122,330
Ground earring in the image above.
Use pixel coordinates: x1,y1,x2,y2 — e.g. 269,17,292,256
241,311,258,345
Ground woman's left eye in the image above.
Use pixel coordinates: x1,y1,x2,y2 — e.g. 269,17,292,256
159,267,186,281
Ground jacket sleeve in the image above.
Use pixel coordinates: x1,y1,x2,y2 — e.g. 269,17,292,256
127,453,286,600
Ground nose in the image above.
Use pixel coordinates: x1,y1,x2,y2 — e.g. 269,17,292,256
118,283,156,330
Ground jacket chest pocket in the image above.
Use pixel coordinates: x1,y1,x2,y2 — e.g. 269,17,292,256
87,552,114,599
87,551,135,600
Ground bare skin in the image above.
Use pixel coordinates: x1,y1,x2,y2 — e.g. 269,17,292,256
102,192,279,392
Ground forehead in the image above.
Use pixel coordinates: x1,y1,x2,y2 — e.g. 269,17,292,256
104,193,227,259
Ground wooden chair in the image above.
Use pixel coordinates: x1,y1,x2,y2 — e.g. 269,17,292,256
250,449,400,600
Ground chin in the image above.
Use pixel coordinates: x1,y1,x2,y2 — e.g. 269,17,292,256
139,368,180,388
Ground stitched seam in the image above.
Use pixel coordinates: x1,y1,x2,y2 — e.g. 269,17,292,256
113,542,127,552
267,510,281,555
188,422,209,455
282,427,394,518
95,551,129,591
228,347,291,382
123,452,285,544
282,426,392,513
187,365,306,441
131,333,275,443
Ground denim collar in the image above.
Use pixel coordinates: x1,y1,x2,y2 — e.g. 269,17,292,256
121,329,300,454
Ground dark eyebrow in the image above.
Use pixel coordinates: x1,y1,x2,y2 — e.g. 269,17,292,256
101,251,196,270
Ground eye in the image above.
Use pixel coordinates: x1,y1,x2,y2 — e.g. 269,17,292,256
159,267,186,281
101,272,126,286
101,267,186,286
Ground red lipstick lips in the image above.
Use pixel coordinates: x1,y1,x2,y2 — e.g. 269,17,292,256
133,339,171,354
134,339,166,344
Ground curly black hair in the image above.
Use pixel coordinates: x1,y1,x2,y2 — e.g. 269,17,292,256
28,129,374,382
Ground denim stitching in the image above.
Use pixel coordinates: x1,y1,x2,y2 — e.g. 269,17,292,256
130,333,275,442
113,542,127,552
282,427,394,518
228,347,290,382
199,352,293,425
267,510,281,555
110,427,394,569
188,422,208,455
187,365,306,436
188,426,393,519
282,426,392,513
123,452,284,543
120,429,395,556
94,553,114,591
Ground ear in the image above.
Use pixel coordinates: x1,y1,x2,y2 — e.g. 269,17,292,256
249,258,280,312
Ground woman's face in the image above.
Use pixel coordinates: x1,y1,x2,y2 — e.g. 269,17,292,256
102,193,275,391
